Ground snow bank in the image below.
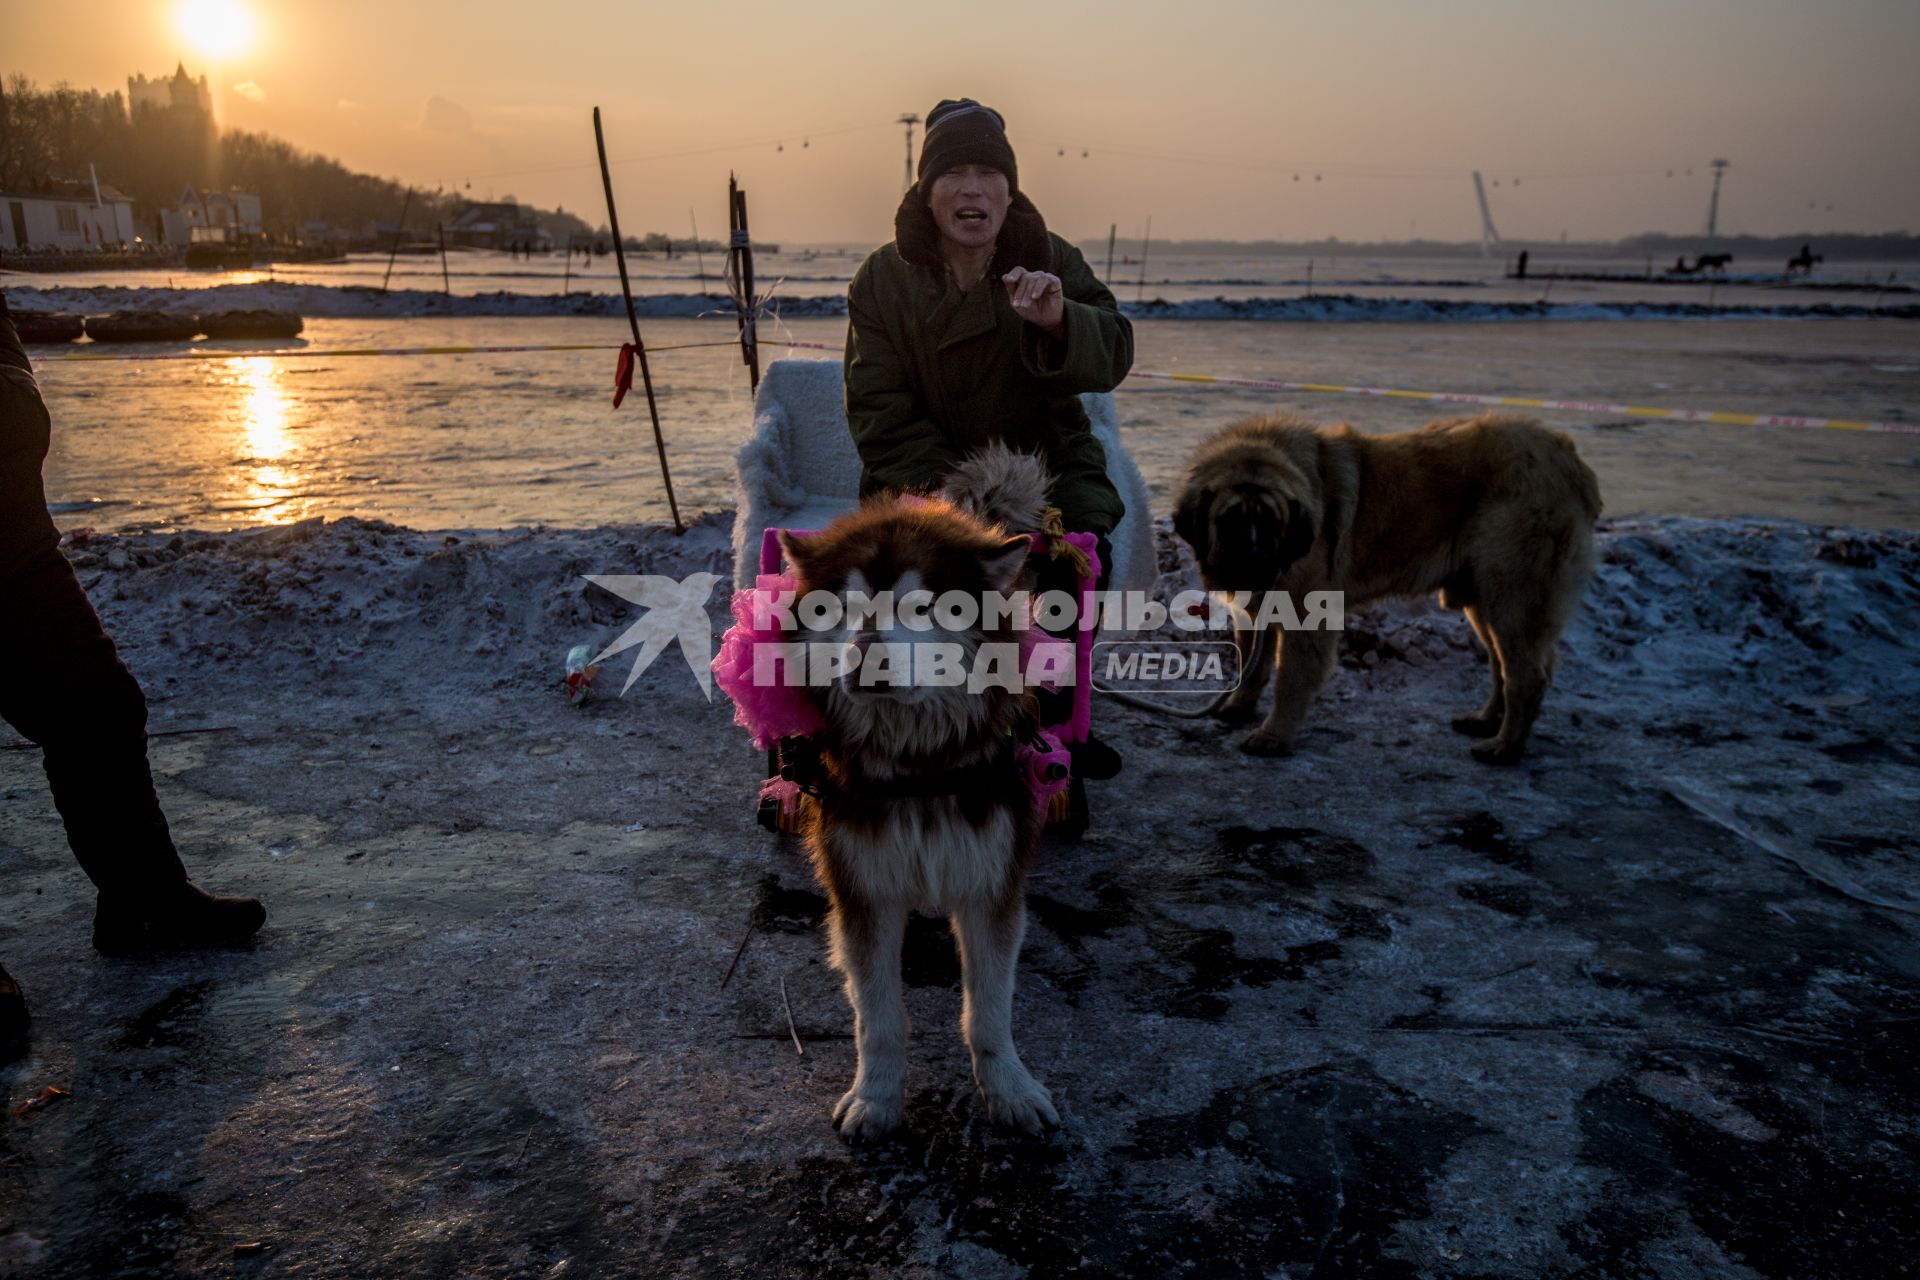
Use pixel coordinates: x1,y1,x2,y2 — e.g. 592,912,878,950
2,283,841,321
1143,512,1920,703
66,509,1920,726
1122,294,1920,323
8,282,1917,323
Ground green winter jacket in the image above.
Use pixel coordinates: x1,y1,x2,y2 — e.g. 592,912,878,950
843,191,1133,536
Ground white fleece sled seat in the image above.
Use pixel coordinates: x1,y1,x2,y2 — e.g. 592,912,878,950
731,358,1155,592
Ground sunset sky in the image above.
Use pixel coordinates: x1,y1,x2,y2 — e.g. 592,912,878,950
11,0,1918,246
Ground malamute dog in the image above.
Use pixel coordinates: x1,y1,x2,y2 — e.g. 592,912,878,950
776,496,1058,1141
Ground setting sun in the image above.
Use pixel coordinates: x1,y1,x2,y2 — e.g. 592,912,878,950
174,0,256,61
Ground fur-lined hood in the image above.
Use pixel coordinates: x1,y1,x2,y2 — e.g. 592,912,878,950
893,184,1054,277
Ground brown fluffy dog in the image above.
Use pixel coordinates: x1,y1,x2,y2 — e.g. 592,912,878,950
1171,412,1602,763
777,500,1057,1140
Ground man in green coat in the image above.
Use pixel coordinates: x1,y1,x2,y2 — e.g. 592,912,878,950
842,99,1129,797
843,98,1132,550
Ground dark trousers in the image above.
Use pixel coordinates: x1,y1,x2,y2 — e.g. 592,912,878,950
1033,533,1111,737
0,297,187,896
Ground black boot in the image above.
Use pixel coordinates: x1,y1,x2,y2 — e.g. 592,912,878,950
1070,732,1123,781
93,882,267,956
1052,777,1091,840
0,962,26,1062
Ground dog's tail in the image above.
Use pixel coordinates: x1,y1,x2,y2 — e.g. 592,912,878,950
1543,429,1604,524
940,441,1053,535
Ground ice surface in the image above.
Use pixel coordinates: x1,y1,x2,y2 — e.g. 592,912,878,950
2,512,1916,1274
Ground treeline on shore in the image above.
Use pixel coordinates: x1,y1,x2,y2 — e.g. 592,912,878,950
0,75,592,245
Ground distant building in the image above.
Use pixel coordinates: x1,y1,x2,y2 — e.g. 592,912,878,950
129,64,213,116
1,182,138,252
301,219,352,247
446,201,549,252
159,184,265,245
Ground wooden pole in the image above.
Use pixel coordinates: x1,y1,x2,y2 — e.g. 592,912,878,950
727,177,743,365
381,186,412,295
594,107,684,535
1105,223,1116,281
738,184,760,391
728,173,760,393
437,222,450,296
1135,215,1150,304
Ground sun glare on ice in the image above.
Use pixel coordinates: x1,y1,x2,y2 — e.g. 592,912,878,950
226,356,306,521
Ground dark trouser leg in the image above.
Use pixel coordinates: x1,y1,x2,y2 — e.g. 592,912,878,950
0,301,188,896
0,550,188,895
1031,542,1094,733
1033,531,1119,780
0,959,25,1058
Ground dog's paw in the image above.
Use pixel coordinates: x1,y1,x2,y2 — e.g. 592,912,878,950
832,1088,903,1143
980,1069,1060,1136
1239,728,1295,757
1470,738,1525,766
1450,712,1501,737
1212,699,1260,725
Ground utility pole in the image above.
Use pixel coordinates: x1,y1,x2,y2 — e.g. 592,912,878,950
897,113,921,192
1705,158,1730,238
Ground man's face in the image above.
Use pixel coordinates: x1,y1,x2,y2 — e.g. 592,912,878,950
926,164,1010,255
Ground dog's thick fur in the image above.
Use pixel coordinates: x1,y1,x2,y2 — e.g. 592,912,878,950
1172,412,1602,763
777,500,1057,1140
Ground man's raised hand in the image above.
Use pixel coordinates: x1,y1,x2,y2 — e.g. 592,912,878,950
1002,267,1066,337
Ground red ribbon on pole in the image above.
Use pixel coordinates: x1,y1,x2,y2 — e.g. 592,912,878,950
612,342,637,408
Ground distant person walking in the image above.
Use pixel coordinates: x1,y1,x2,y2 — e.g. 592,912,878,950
0,293,264,1058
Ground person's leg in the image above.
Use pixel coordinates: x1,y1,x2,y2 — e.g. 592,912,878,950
0,514,189,897
0,961,26,1061
0,295,263,952
1035,534,1122,776
1029,536,1121,806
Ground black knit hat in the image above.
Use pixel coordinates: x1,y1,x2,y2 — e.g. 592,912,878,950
917,99,1018,192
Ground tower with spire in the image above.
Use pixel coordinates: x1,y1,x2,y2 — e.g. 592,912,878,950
128,63,213,117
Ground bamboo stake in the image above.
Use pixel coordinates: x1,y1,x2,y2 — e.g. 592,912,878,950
593,107,684,535
437,223,450,296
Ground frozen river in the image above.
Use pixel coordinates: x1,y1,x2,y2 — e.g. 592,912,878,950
23,313,1920,535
